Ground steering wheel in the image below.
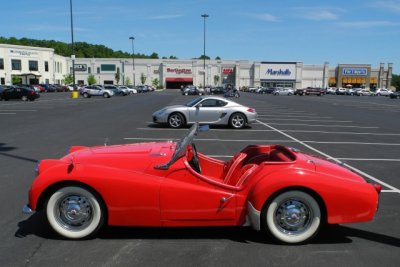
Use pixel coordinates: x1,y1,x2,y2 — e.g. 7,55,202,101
188,143,201,173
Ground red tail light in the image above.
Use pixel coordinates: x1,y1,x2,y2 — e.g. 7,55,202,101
247,108,255,113
373,184,382,194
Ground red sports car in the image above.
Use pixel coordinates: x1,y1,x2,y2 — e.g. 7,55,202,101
23,124,381,244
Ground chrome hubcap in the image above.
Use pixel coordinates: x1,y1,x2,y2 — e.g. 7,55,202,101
232,115,244,128
170,115,182,127
56,195,93,230
274,199,312,235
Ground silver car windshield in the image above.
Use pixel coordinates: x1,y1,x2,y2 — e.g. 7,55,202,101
154,123,198,170
186,97,203,107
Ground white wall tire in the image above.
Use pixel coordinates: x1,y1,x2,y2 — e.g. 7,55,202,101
262,190,321,244
46,186,104,239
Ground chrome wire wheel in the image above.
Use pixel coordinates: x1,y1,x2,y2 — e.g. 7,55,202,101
46,186,104,239
230,113,246,129
263,190,321,244
274,199,312,235
168,113,184,128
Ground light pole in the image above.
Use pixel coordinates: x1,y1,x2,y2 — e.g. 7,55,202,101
201,14,209,89
69,0,76,94
129,36,135,86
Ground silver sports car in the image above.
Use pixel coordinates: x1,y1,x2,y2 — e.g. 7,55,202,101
152,96,257,129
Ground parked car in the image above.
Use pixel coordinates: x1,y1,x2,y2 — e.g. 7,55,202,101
389,91,400,99
0,86,40,101
22,123,381,244
103,85,126,96
152,96,257,129
295,87,325,96
373,88,391,96
336,88,346,95
32,84,45,93
257,87,275,94
355,89,372,96
118,85,137,94
80,85,114,98
272,88,294,96
182,86,205,96
210,86,225,95
136,85,150,93
326,87,337,94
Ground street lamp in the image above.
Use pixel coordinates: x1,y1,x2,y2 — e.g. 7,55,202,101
129,36,135,86
69,0,76,94
201,14,209,89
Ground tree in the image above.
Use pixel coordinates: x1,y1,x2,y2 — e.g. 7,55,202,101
215,56,221,60
169,55,178,59
125,77,132,86
87,74,97,85
115,68,121,85
11,75,22,85
213,75,220,85
198,55,210,60
152,78,160,89
64,73,73,85
140,73,147,85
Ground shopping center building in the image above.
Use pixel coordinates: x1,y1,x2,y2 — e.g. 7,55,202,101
0,43,394,90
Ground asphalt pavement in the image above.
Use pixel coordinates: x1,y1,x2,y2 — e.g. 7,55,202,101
0,91,399,266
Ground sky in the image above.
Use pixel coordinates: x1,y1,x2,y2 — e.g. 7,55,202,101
1,0,399,73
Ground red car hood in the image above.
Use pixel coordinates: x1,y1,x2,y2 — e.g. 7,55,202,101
61,141,176,172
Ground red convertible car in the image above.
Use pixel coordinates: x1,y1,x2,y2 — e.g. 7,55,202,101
23,124,381,244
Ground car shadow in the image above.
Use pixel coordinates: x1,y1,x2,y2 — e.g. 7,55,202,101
146,123,252,130
15,213,400,247
0,143,37,163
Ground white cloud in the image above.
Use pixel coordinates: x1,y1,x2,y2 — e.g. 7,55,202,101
149,14,184,20
370,0,400,13
253,13,279,22
335,20,399,28
295,7,345,21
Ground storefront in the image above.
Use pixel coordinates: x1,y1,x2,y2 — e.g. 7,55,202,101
337,65,371,88
164,66,193,89
259,62,297,88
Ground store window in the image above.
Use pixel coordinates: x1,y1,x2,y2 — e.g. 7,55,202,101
11,59,22,70
88,67,91,74
101,64,116,71
97,67,100,74
0,58,4,70
29,60,38,71
45,61,49,72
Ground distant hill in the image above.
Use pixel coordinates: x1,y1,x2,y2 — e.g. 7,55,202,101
0,36,160,59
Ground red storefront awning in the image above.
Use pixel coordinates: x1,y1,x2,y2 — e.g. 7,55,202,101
166,77,193,82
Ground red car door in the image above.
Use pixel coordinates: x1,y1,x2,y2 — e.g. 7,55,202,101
160,169,237,225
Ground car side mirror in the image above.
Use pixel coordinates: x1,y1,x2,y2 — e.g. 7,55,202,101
196,104,202,109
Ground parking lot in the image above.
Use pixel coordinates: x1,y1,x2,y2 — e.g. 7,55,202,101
0,91,399,266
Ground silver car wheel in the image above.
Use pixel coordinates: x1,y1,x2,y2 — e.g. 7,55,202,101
264,190,321,244
168,113,184,128
230,113,246,129
46,186,104,239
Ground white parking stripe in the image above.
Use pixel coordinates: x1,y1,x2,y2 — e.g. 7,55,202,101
336,158,400,162
283,130,400,136
260,119,353,123
256,120,400,193
0,110,37,112
306,141,400,146
258,115,332,119
263,123,378,129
